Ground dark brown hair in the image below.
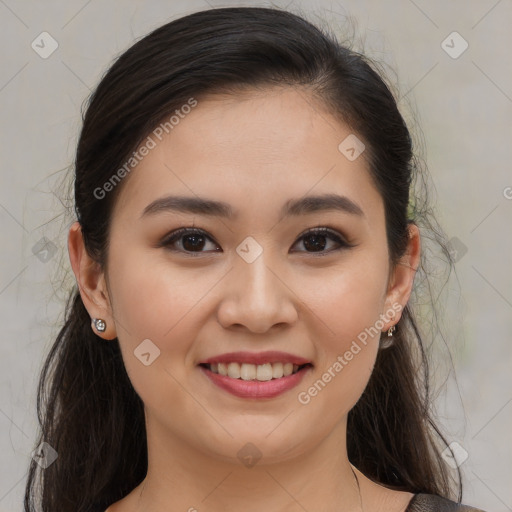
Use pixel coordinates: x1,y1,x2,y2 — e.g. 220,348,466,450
24,6,461,511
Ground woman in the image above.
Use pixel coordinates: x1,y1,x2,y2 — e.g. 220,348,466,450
24,6,486,512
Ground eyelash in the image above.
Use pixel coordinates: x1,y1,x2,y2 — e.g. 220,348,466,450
159,226,353,257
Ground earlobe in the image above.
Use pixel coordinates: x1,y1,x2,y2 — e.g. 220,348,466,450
67,221,117,340
383,223,421,328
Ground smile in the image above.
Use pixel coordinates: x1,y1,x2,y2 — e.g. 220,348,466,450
201,361,311,381
199,362,313,399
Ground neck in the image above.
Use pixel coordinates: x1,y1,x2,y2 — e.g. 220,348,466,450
131,416,363,512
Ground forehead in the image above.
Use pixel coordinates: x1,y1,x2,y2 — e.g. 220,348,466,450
111,87,382,224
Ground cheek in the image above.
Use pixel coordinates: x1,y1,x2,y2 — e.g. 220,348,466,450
296,257,389,351
293,258,387,415
108,243,214,340
106,252,212,422
106,248,212,384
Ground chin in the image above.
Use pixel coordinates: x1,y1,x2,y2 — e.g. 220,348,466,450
199,427,313,467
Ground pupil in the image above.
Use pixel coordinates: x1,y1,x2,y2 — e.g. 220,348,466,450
183,234,205,251
304,234,326,252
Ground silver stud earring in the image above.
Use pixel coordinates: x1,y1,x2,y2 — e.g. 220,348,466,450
91,318,106,333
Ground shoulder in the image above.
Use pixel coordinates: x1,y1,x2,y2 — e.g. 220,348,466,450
406,493,487,512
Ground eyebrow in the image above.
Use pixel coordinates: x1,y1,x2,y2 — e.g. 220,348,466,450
140,193,365,221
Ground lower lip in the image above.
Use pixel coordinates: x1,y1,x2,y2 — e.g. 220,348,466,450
199,365,312,399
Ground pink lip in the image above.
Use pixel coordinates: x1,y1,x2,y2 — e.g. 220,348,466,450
199,364,312,399
199,350,311,366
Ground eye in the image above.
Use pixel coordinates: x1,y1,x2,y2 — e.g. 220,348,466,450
291,227,352,255
160,228,220,256
159,226,353,256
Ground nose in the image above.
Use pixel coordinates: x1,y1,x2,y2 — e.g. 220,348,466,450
216,251,298,334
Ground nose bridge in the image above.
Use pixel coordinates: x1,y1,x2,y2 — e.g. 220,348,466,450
235,242,282,306
217,238,297,332
242,249,278,292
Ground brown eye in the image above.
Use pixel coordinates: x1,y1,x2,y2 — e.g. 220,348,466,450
292,227,350,255
160,226,352,257
161,228,220,255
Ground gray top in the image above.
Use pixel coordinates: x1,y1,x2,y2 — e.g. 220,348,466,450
406,493,487,512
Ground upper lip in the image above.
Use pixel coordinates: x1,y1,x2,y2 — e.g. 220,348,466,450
199,351,312,366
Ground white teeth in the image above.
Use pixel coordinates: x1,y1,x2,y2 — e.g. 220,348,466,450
227,362,240,379
240,363,256,381
207,361,306,381
272,362,284,378
256,363,273,381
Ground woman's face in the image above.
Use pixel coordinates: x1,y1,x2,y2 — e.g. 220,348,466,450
76,87,417,465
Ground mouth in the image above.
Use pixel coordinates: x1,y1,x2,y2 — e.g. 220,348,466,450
198,361,313,381
197,352,313,399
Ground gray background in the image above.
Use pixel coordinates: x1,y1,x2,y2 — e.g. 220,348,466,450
1,1,511,510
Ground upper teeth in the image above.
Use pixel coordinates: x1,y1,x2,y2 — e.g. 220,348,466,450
208,362,300,381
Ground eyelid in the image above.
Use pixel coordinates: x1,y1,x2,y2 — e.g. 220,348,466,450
299,226,350,243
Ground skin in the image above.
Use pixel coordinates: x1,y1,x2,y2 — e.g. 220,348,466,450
68,86,420,512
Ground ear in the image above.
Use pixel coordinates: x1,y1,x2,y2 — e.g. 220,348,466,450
382,223,421,329
67,221,117,340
